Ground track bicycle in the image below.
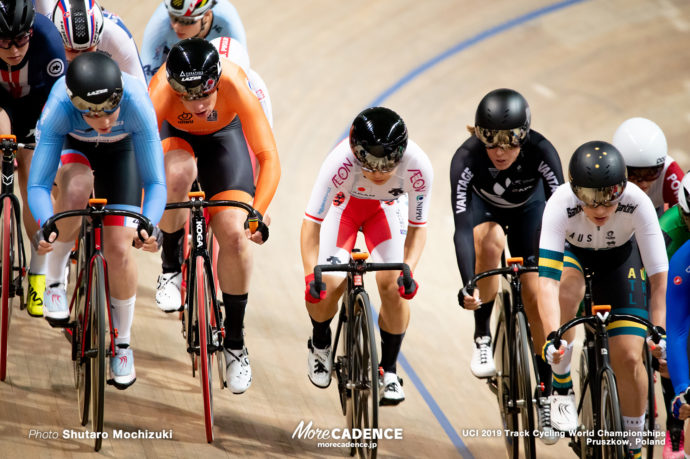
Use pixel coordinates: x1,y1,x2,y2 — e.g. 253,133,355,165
313,251,414,459
552,267,664,459
464,256,539,459
165,191,264,443
42,199,153,451
0,135,29,381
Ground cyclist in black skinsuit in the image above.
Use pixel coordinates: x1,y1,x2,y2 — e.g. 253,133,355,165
450,88,564,443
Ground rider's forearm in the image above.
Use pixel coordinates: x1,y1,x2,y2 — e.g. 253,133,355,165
649,271,667,328
403,226,426,272
538,276,561,336
300,219,321,275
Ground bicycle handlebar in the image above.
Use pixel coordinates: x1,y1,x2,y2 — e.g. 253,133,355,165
165,199,263,233
313,261,412,289
0,135,34,153
42,206,154,243
464,263,538,295
553,312,664,347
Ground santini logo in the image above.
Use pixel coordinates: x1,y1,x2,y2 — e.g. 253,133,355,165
86,88,108,96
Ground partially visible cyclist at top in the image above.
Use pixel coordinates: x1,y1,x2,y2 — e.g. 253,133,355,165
140,0,247,82
148,38,278,395
613,117,684,216
27,52,166,390
49,0,146,83
0,0,66,318
538,141,667,457
660,174,690,458
450,88,564,443
302,107,433,406
614,116,686,458
210,36,272,127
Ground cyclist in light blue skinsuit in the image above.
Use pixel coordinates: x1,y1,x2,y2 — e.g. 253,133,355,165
28,53,166,390
140,0,247,82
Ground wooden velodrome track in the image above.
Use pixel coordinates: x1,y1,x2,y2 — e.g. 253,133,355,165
1,0,690,457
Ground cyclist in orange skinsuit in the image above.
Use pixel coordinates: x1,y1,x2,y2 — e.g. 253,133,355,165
148,38,279,394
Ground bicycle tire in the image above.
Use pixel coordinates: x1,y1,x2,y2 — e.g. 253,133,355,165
577,343,594,459
0,197,13,381
515,312,536,458
599,368,625,459
493,292,518,456
346,290,378,458
195,256,214,443
74,233,90,426
643,344,655,458
89,260,107,451
333,303,348,416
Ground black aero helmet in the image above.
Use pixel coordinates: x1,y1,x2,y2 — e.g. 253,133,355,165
66,52,123,114
0,0,34,38
166,38,221,100
569,140,627,207
350,107,408,173
474,88,530,148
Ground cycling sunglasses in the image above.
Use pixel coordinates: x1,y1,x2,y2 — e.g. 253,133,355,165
571,182,626,208
475,126,527,149
169,14,203,26
627,164,664,182
70,89,123,117
0,30,32,50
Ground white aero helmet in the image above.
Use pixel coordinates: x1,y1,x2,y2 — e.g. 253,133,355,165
612,117,667,168
210,37,250,73
52,0,105,51
164,0,215,17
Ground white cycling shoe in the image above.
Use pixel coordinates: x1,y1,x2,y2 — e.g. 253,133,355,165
224,347,252,394
155,272,182,313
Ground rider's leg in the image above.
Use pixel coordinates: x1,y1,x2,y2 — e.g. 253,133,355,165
102,225,137,345
472,222,505,338
610,334,647,453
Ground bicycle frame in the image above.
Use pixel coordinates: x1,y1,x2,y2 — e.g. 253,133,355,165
314,253,412,459
42,199,153,451
554,271,663,458
465,257,538,458
0,136,28,381
165,192,262,443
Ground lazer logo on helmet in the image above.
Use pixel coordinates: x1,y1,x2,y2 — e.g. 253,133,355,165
181,76,202,82
86,88,108,97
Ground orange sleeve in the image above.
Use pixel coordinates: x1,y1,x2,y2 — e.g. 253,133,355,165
224,65,280,215
148,64,170,130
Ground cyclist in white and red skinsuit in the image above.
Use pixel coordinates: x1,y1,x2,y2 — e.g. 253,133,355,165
301,107,432,406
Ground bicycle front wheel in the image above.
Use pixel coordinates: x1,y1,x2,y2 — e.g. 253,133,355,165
194,256,214,443
577,343,594,458
90,261,107,451
0,197,13,381
643,344,655,458
346,290,379,458
493,296,518,456
514,312,536,458
599,368,625,459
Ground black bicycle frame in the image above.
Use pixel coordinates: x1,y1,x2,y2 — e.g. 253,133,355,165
554,271,663,431
0,137,27,294
42,204,154,360
164,196,260,356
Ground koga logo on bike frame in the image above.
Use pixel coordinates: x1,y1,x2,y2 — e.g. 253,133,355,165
195,220,204,248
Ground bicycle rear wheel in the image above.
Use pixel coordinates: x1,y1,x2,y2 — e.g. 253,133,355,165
90,261,107,451
0,197,13,381
514,312,536,458
346,291,378,458
599,368,625,459
195,256,214,443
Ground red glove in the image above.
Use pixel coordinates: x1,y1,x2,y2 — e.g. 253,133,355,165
305,273,326,303
397,271,418,300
